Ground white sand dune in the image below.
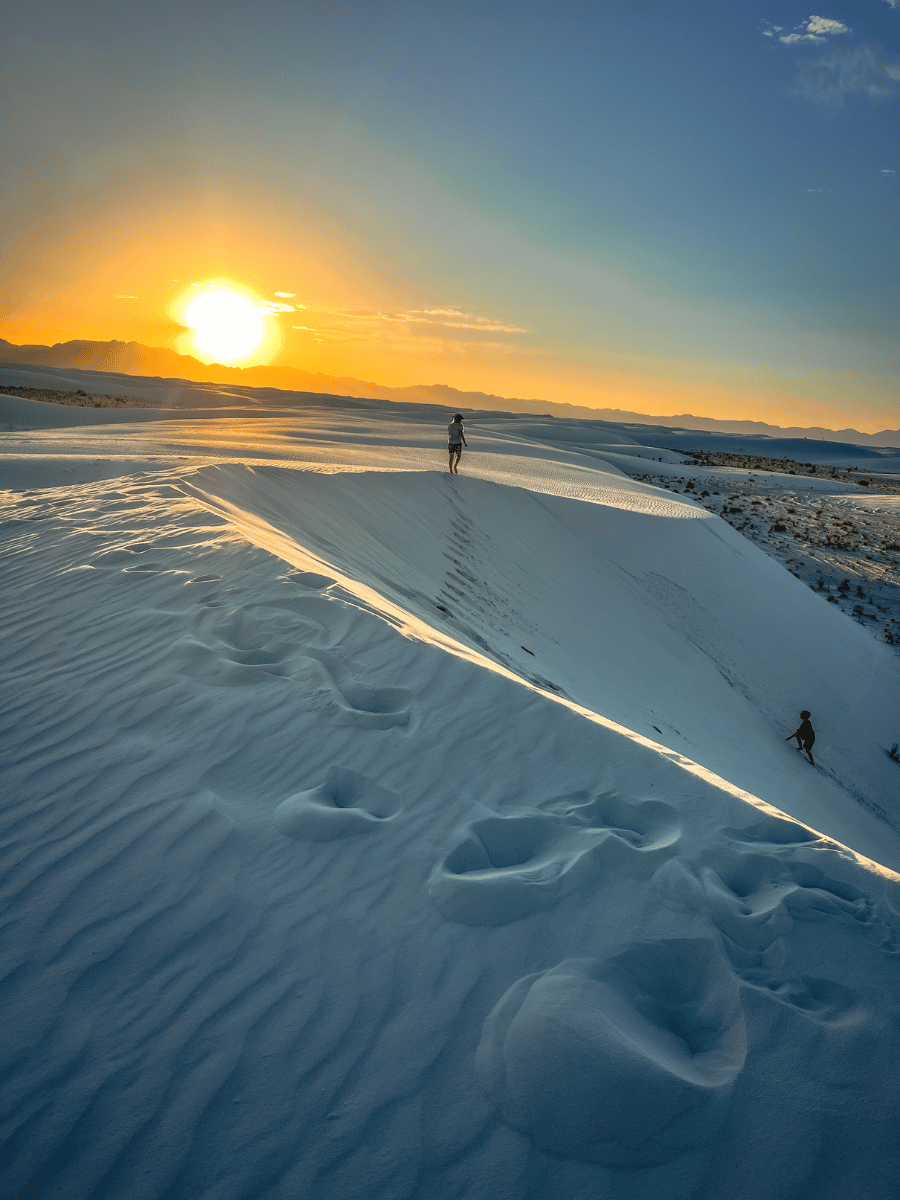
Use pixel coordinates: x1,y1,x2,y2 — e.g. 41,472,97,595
2,389,900,1200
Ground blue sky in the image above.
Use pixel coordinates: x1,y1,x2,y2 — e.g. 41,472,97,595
1,0,898,428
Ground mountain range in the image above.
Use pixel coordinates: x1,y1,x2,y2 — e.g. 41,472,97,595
1,335,898,446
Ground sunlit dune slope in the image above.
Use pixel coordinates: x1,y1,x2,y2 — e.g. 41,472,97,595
184,463,900,867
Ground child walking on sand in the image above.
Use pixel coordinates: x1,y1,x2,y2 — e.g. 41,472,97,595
448,413,467,474
786,710,815,765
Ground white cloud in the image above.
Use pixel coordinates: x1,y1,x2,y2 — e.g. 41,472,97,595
291,325,369,344
796,45,900,105
407,307,528,333
274,292,295,298
260,301,295,313
884,0,899,9
882,168,897,173
415,307,474,317
440,321,528,333
299,304,527,336
767,14,850,44
116,294,138,299
806,15,849,35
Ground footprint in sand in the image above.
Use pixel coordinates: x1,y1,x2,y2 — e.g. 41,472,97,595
540,789,682,851
177,636,291,685
178,602,305,684
692,853,870,1022
285,569,335,589
91,544,158,568
721,814,826,849
176,600,414,727
429,792,682,926
702,853,872,934
273,766,402,841
216,598,336,651
303,648,414,729
476,938,747,1166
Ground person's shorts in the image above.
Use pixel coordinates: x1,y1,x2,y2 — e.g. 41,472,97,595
449,442,462,452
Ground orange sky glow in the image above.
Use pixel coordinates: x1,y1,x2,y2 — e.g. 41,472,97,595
2,127,897,432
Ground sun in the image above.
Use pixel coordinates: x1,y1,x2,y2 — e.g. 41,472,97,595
172,281,278,365
185,289,263,362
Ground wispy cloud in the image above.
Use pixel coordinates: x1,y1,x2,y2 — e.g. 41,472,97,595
260,301,295,313
472,341,516,354
116,294,138,299
274,292,295,298
439,321,527,332
796,45,900,106
764,15,849,44
406,307,528,332
882,168,897,173
291,325,372,344
287,302,528,352
288,303,527,338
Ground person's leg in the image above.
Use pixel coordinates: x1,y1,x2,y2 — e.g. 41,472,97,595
448,447,455,473
804,740,815,765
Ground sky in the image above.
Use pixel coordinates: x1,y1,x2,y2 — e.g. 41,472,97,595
1,0,898,430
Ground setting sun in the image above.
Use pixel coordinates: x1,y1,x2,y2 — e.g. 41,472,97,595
172,282,278,365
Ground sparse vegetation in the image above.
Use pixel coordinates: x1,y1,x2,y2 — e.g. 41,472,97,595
638,453,900,652
1,385,142,408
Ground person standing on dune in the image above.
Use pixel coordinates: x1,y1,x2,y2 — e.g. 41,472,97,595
786,710,815,765
448,413,467,474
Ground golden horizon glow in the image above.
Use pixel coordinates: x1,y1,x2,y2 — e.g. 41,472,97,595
0,171,893,434
171,281,280,366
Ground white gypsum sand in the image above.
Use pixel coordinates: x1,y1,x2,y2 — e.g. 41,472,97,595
2,384,900,1200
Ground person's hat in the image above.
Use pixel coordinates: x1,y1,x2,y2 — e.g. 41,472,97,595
800,710,811,718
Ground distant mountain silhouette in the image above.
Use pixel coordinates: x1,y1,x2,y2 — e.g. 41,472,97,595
1,336,898,446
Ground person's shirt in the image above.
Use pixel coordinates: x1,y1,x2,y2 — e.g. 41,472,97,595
448,421,464,444
797,718,814,743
